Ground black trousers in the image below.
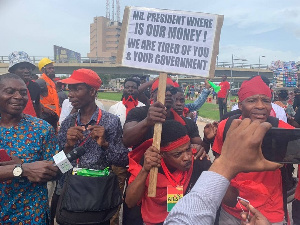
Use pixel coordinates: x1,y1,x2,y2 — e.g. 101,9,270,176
293,199,300,225
218,97,227,120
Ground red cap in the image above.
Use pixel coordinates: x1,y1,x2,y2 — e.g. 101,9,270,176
60,69,102,90
151,77,174,91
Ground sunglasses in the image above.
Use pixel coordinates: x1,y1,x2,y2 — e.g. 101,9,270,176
153,86,178,95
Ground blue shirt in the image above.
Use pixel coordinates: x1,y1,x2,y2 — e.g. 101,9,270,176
0,115,58,224
185,88,210,112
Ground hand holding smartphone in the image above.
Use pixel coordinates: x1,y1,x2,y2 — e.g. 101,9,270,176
262,128,300,164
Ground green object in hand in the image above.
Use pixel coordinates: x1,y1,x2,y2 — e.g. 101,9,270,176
208,80,221,93
76,167,110,177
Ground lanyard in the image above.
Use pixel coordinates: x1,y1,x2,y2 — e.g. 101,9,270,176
75,109,102,165
161,158,190,187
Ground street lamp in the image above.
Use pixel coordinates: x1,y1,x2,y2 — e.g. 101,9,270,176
229,55,247,107
230,54,247,89
258,55,266,75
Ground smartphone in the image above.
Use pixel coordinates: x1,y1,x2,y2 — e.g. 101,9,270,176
0,149,11,162
262,128,300,164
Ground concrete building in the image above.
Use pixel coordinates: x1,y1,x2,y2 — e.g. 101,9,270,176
87,16,121,62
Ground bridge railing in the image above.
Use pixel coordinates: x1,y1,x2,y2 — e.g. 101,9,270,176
216,61,270,70
0,56,269,70
0,56,115,64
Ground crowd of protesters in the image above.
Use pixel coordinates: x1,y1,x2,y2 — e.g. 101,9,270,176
0,50,299,225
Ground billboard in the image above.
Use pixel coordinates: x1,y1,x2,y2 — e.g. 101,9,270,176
54,45,81,63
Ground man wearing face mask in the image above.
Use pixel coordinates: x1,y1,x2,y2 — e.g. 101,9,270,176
38,58,61,119
8,51,41,117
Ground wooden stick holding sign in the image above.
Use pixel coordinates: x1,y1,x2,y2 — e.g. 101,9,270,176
148,73,167,197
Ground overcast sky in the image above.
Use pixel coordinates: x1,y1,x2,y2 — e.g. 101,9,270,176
1,0,300,66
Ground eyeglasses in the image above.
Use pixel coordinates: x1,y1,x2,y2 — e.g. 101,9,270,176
153,86,178,95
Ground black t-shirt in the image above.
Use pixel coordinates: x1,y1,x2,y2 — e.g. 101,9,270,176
27,80,41,108
125,106,200,148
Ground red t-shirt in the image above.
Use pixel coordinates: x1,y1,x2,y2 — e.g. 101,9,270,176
217,81,230,98
212,118,294,223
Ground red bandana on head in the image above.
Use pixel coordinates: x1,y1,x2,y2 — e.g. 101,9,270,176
160,135,190,152
238,76,272,102
151,77,174,91
173,81,180,87
122,96,138,117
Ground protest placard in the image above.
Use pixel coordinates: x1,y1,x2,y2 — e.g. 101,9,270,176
117,6,224,197
117,6,224,78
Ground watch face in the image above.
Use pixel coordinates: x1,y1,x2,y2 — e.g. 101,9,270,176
13,166,23,177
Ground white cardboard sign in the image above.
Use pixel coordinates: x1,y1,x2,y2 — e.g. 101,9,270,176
117,7,224,78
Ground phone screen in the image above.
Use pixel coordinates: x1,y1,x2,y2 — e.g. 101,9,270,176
262,128,300,164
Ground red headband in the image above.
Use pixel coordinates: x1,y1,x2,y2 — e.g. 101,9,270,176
151,77,174,91
238,76,271,102
161,135,190,152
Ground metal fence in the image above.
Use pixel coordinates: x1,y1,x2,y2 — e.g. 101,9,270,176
0,55,270,69
0,56,115,64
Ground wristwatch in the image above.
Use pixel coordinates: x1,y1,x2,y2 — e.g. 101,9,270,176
13,164,23,177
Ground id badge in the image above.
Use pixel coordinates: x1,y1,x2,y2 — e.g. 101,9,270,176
167,185,183,212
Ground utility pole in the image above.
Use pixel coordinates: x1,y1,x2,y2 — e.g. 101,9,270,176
258,55,265,75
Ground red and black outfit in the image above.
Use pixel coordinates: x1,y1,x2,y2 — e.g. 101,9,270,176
123,106,203,225
212,117,294,223
125,106,200,149
217,80,230,119
128,138,211,225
